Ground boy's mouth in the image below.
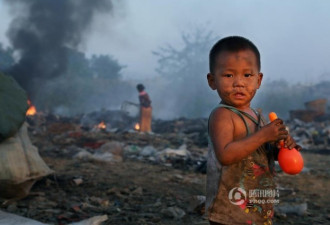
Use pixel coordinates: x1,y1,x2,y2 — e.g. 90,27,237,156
233,92,246,99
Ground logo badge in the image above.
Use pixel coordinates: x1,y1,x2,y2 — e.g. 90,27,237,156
228,187,247,205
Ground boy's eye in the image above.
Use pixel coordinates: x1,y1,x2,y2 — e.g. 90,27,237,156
224,74,233,77
244,73,253,77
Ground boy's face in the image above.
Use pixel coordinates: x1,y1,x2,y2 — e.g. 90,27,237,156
207,49,263,109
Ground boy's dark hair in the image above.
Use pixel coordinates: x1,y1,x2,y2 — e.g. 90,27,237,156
209,36,260,74
136,83,145,92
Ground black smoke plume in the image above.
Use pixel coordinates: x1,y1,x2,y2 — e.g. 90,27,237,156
4,0,113,101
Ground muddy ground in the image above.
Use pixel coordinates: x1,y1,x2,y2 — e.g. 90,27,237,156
0,123,329,225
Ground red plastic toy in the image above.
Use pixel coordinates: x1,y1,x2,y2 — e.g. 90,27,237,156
268,112,304,175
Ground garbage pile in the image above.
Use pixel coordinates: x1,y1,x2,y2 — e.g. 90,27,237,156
26,112,209,172
1,112,209,224
288,118,330,153
290,98,328,122
0,210,108,225
0,109,329,225
27,110,330,171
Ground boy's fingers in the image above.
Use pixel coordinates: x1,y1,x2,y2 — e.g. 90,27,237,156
295,145,302,151
287,141,296,149
284,136,292,148
273,119,283,125
278,125,287,131
279,130,288,136
278,134,288,141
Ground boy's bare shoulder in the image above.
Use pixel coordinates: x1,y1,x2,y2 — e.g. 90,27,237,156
209,106,252,132
209,107,234,127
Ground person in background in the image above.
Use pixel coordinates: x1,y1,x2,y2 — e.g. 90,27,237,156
136,84,152,132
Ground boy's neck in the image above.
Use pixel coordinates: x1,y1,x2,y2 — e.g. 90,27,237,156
220,100,251,111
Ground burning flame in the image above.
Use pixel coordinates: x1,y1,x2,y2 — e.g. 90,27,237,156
134,123,140,131
98,121,106,130
26,100,37,116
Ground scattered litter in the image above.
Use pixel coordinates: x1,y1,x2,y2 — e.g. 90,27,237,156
161,206,186,219
275,202,308,216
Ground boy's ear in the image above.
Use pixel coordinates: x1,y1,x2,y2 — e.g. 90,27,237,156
257,73,263,89
207,73,217,90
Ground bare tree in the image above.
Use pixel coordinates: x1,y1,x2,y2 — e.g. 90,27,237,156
153,29,219,118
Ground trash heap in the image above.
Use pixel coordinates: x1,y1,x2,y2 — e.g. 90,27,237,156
27,112,209,172
0,109,328,225
26,110,330,172
288,118,330,153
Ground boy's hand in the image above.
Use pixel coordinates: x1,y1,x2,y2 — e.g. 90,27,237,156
260,118,288,142
280,135,302,151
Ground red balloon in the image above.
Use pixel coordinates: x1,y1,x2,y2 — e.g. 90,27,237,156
268,112,304,175
278,147,304,175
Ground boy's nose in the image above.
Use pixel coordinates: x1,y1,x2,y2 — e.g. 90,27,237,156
233,77,245,87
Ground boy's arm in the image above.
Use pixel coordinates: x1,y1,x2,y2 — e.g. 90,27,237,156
209,108,288,166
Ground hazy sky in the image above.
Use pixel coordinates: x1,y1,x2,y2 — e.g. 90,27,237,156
1,0,330,83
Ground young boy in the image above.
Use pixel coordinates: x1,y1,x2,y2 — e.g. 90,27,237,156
205,36,301,225
136,83,152,132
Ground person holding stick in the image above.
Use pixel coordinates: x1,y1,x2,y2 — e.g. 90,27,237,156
136,83,152,132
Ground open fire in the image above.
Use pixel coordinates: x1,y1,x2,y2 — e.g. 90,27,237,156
134,123,140,131
97,121,106,130
26,100,37,116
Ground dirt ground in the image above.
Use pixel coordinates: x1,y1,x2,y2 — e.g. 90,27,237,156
1,130,329,225
272,152,330,225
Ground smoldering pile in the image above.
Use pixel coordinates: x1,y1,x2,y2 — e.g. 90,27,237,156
26,108,330,175
26,109,209,173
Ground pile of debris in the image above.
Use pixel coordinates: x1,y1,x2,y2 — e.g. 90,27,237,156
0,108,329,224
27,112,209,172
290,98,329,122
27,108,330,170
1,115,209,224
288,118,330,153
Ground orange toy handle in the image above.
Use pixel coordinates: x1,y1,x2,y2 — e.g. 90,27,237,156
268,112,284,147
268,112,278,122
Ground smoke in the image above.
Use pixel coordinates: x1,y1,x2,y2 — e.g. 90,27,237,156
151,29,330,120
4,0,114,101
151,30,219,119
